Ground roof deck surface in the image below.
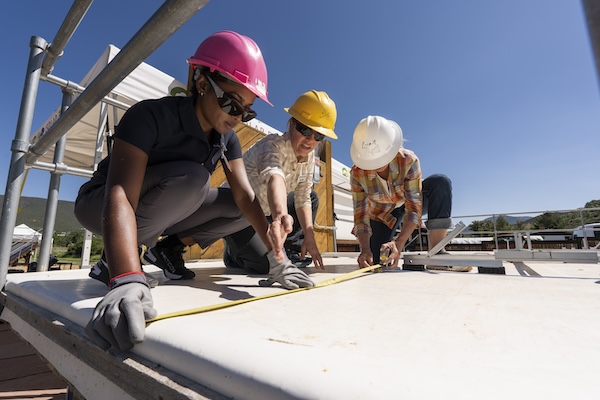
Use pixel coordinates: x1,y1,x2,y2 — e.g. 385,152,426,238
2,253,599,399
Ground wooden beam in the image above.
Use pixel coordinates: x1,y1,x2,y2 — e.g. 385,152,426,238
313,140,335,252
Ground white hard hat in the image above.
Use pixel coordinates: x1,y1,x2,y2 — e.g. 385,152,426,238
350,116,404,170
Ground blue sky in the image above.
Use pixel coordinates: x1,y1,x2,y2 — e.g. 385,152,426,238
1,0,599,223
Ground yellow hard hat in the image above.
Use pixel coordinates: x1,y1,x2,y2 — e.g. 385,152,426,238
284,90,337,139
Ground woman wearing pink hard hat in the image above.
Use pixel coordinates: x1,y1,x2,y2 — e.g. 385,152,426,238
75,31,313,352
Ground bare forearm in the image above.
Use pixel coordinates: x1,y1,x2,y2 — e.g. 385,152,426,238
102,190,142,277
394,220,417,249
357,231,370,252
267,175,288,219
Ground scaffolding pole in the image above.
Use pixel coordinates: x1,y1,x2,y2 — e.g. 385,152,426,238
0,36,47,289
582,0,600,89
27,0,210,165
37,90,74,272
41,0,94,76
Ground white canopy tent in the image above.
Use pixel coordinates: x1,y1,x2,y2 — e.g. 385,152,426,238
10,224,42,268
31,45,188,170
13,224,42,242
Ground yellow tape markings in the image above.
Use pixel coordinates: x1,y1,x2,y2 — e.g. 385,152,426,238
147,263,385,323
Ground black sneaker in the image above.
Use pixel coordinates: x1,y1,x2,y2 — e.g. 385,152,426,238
223,242,242,269
89,251,159,288
143,246,196,280
287,251,313,268
89,258,110,285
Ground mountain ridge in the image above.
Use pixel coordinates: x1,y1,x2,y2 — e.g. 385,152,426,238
1,195,81,232
483,215,534,224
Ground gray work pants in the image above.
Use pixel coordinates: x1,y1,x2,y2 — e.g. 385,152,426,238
223,190,319,274
74,161,250,248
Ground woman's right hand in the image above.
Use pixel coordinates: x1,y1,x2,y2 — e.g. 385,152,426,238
357,250,374,269
267,214,293,260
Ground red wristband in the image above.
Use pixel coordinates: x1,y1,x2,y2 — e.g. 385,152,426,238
109,271,144,284
108,271,147,290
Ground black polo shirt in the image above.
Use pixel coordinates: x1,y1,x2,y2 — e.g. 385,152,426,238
93,96,242,180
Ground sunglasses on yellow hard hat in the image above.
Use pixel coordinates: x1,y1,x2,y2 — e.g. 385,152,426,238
294,119,325,141
206,75,257,122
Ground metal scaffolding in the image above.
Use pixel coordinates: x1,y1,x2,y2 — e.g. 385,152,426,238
582,0,600,89
0,0,210,290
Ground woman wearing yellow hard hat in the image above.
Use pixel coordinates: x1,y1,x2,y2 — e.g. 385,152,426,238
223,90,337,275
350,116,469,272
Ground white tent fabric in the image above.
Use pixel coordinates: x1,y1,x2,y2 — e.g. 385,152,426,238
13,224,42,241
330,159,354,241
331,158,351,191
30,45,187,170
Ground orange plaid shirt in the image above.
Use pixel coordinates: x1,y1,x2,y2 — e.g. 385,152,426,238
351,149,422,236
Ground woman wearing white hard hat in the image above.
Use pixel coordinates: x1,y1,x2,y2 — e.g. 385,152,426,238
350,116,466,271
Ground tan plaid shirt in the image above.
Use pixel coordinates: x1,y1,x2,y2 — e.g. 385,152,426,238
244,132,314,216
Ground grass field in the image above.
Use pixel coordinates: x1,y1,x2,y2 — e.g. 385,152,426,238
51,246,101,269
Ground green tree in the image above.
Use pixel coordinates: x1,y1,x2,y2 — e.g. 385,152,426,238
514,220,532,231
469,220,494,234
581,200,600,224
494,215,511,231
469,199,600,234
54,230,103,257
533,213,562,230
585,199,600,208
527,200,600,229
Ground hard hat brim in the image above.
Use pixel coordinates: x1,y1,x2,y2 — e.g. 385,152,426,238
284,107,338,139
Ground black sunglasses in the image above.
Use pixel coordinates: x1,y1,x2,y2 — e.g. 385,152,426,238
294,119,325,141
206,75,257,122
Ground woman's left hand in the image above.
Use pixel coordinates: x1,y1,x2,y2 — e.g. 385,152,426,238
301,238,324,270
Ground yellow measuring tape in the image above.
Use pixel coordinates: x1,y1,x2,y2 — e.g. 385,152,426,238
147,262,386,324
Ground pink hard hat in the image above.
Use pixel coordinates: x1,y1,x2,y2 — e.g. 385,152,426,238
187,30,272,106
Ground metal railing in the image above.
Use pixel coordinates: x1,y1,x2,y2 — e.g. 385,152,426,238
451,207,600,250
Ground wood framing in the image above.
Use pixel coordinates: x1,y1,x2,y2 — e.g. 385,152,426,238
313,140,335,253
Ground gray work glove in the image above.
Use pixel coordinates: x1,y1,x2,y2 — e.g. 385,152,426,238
86,273,157,352
259,251,315,290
